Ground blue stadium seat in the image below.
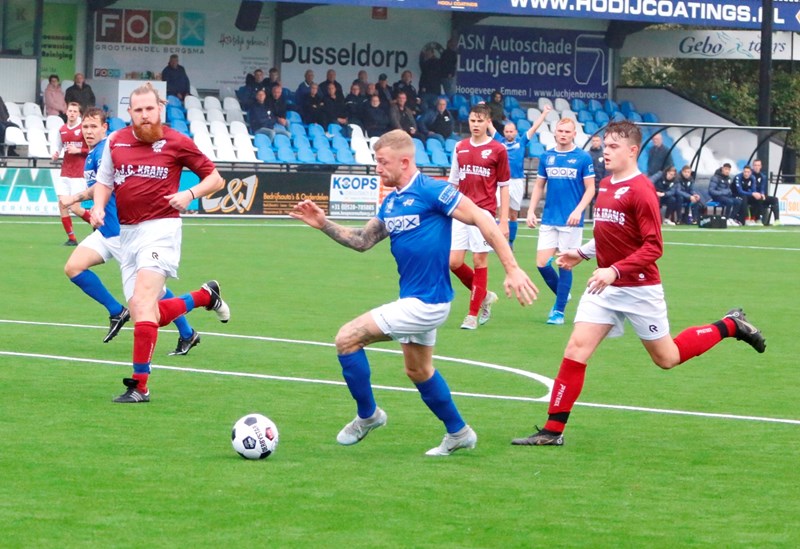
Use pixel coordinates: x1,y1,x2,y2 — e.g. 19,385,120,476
627,111,643,123
430,148,450,168
292,134,311,151
529,142,546,157
286,111,302,125
611,112,626,122
167,95,183,110
170,119,190,135
510,108,526,122
331,135,350,152
457,105,470,122
583,121,599,134
504,96,521,111
445,137,459,153
316,148,337,164
327,124,343,137
256,144,276,163
272,133,291,150
290,123,306,137
516,119,532,132
570,98,587,112
577,110,594,124
312,134,331,152
604,99,619,114
276,146,296,163
296,147,316,163
587,99,602,113
642,112,659,123
108,117,126,132
336,148,356,164
307,123,325,139
620,101,636,116
594,111,610,125
426,139,444,154
470,94,485,106
412,137,426,152
415,144,432,167
254,133,271,150
451,93,468,111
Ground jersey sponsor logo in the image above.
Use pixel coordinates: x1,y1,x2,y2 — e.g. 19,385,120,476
545,166,578,179
402,198,415,207
152,139,166,153
458,165,492,179
113,142,131,147
136,165,170,179
84,169,98,184
567,158,577,164
613,186,630,199
114,165,135,184
593,207,626,225
438,184,459,204
384,214,420,234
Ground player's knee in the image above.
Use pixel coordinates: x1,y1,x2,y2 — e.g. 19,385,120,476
64,261,80,279
448,258,462,271
652,355,679,370
334,325,361,355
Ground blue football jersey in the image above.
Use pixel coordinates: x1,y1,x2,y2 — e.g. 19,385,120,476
84,138,120,238
376,173,462,304
494,132,530,179
536,146,595,226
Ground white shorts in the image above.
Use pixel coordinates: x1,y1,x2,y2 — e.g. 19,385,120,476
451,208,494,253
119,218,182,300
78,230,124,264
54,176,87,197
574,284,670,341
497,178,524,211
371,298,451,346
537,224,583,252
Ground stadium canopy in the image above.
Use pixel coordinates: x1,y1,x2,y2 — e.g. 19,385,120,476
243,0,800,32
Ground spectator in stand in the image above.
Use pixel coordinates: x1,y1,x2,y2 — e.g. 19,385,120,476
237,72,258,109
440,37,459,96
45,74,68,120
253,69,268,93
734,164,780,226
417,97,454,146
646,133,673,176
488,90,506,134
353,70,369,95
302,82,326,126
265,67,281,93
389,91,421,142
323,69,344,100
266,84,289,130
588,135,606,182
649,166,681,225
393,70,422,114
418,45,442,109
750,159,781,225
295,69,315,107
65,73,96,111
375,74,394,111
674,165,705,224
248,89,290,140
708,163,743,226
0,95,21,156
321,82,350,137
344,82,367,126
362,94,391,137
161,54,191,100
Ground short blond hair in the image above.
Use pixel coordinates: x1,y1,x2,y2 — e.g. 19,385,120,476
130,82,166,106
373,129,415,156
555,117,576,130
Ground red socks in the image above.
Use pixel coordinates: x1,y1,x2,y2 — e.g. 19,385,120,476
80,210,91,223
61,216,76,240
469,267,488,316
673,319,734,364
132,372,149,393
190,288,211,309
157,298,188,327
451,264,474,290
544,357,587,434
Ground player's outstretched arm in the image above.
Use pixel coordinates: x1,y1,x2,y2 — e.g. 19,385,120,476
453,196,538,305
526,104,551,140
60,185,96,209
290,199,388,252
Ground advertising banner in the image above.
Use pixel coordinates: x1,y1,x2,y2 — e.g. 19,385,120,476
456,26,609,102
775,184,800,226
282,0,800,32
41,2,79,81
91,0,274,91
621,30,800,60
328,174,384,219
0,169,59,216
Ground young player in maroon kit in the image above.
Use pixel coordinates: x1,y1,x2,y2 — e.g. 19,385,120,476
90,83,230,403
511,121,766,446
448,103,511,330
52,102,90,245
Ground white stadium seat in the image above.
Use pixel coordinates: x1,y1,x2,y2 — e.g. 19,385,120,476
204,96,222,112
184,95,202,111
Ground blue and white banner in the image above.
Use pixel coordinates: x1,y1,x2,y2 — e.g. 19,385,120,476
456,26,609,102
328,174,383,219
280,0,800,32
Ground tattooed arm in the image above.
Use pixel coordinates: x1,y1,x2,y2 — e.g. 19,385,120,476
290,199,388,252
60,185,95,209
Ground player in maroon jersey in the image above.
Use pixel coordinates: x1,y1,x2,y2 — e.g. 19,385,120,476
511,121,766,446
448,103,511,330
52,102,90,245
90,83,230,403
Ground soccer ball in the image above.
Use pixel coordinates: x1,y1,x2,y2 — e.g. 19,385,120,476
231,414,279,460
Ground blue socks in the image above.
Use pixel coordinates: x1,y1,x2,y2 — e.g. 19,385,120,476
70,270,124,316
163,288,194,339
508,221,518,249
416,370,466,434
554,268,572,313
537,262,559,295
338,349,376,419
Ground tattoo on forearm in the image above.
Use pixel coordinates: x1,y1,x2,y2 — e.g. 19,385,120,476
321,219,388,251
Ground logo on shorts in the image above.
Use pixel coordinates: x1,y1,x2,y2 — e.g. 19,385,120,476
152,139,166,153
151,251,159,260
649,324,658,333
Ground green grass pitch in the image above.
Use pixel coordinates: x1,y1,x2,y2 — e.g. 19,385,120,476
0,216,798,547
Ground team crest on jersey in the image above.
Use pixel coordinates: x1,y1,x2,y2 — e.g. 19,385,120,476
152,139,166,153
438,184,458,204
614,186,630,199
74,129,81,136
546,155,556,166
481,150,492,159
403,198,415,207
384,196,395,213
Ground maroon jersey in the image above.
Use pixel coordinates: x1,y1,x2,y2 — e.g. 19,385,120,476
448,138,510,216
102,126,215,225
58,121,88,178
592,172,663,287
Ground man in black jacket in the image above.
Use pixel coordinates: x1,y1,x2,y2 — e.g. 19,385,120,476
708,163,743,225
64,73,96,111
417,98,453,146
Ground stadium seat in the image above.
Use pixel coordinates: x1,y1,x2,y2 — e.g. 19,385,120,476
316,147,336,164
594,111,610,125
335,148,356,164
253,133,271,149
307,123,325,139
226,110,245,124
272,133,291,150
527,107,542,123
190,120,209,137
167,106,185,122
207,110,226,124
193,134,216,161
223,96,242,112
560,110,577,121
24,115,45,132
627,111,643,123
583,121,599,135
504,96,521,111
210,120,230,138
470,94,485,106
451,94,468,111
516,119,532,132
642,112,660,123
184,95,202,111
528,142,546,157
229,120,249,136
219,86,236,100
414,145,432,167
457,105,470,122
620,101,636,117
445,137,459,154
256,143,277,163
286,111,303,125
537,98,553,112
577,110,594,124
293,134,312,151
604,99,619,114
26,128,50,157
276,146,296,163
167,95,183,110
554,98,570,112
611,112,626,122
328,124,344,137
5,102,22,118
426,139,444,154
587,99,602,113
45,115,63,132
570,98,587,112
23,102,42,117
234,133,258,162
331,135,350,153
290,123,306,137
430,148,450,168
545,109,560,124
296,147,316,163
510,108,526,123
204,96,222,112
186,108,205,123
108,117,127,133
312,134,331,152
5,126,27,147
170,119,190,136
